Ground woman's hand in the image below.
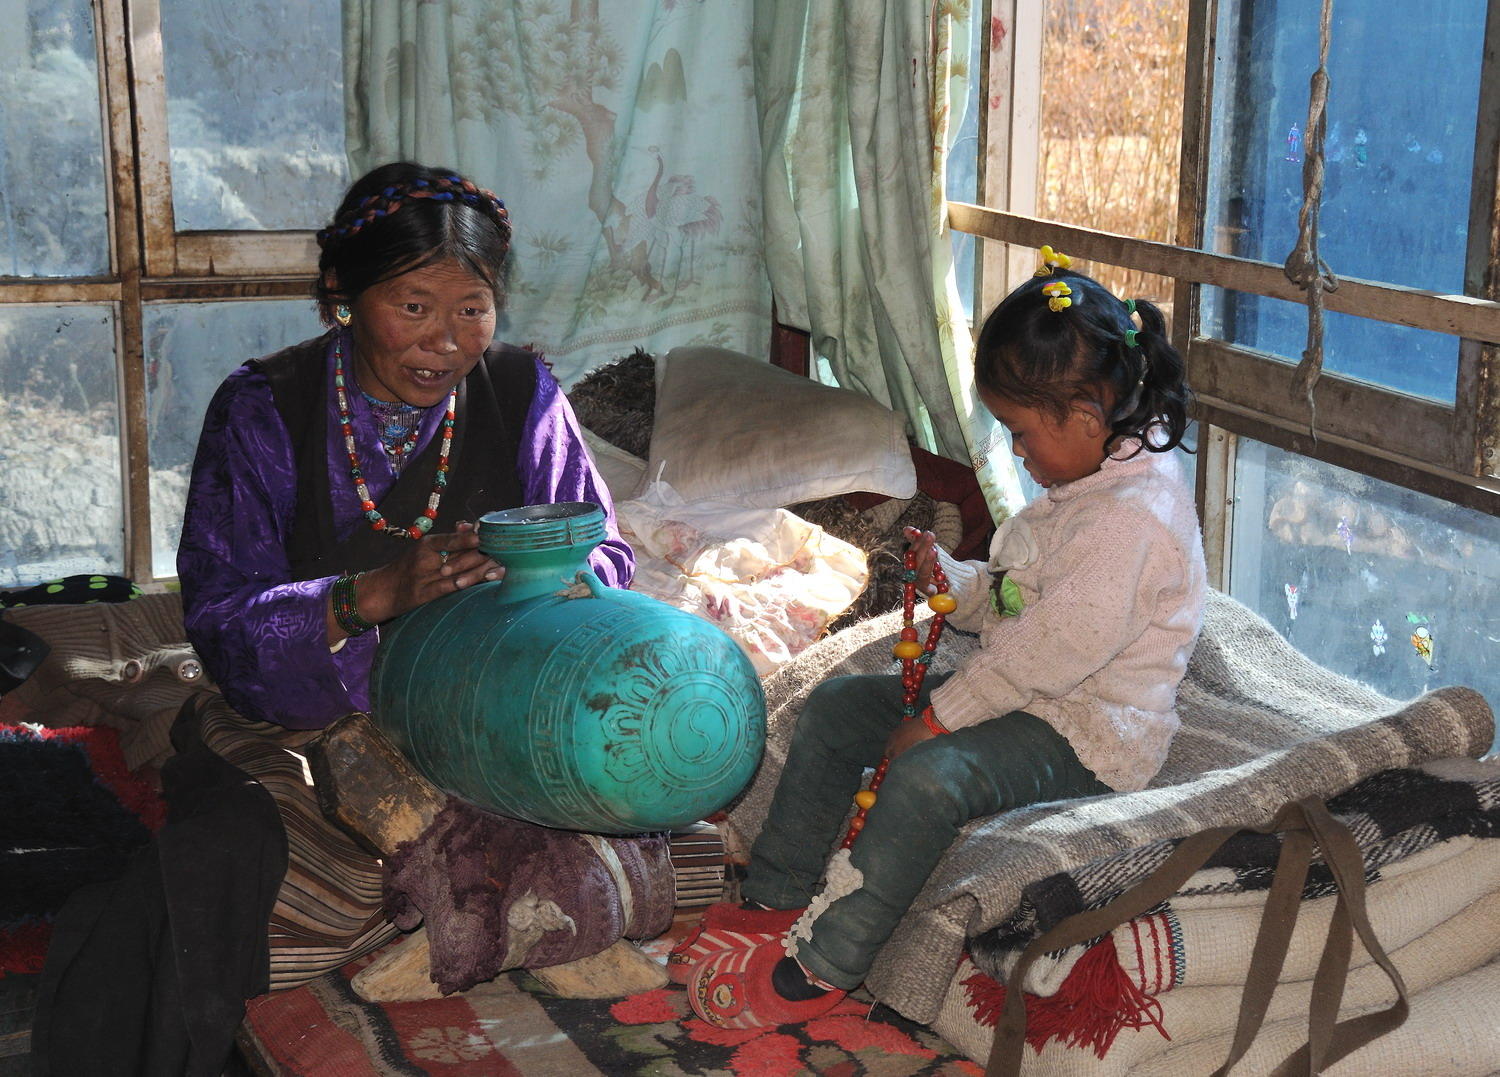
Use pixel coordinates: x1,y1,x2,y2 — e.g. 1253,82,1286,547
902,526,941,595
337,521,504,634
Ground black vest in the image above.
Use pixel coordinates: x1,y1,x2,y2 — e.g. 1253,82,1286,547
249,333,538,581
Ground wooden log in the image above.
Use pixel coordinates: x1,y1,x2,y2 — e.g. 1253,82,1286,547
530,939,669,998
304,712,446,858
349,930,443,1003
306,713,670,1001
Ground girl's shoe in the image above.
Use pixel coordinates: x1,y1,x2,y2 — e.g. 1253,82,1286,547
687,937,849,1029
665,902,803,984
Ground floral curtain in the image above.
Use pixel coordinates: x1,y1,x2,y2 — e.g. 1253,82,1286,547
343,0,772,386
754,0,1022,518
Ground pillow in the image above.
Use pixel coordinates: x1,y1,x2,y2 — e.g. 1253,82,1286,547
645,346,917,509
581,427,648,504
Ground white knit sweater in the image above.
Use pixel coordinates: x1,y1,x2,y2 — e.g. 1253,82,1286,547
928,443,1206,791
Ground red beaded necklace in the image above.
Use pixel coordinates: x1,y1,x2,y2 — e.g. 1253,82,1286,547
840,549,955,849
334,335,456,540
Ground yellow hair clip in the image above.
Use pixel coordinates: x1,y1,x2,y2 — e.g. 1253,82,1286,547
1042,280,1073,312
1033,244,1073,277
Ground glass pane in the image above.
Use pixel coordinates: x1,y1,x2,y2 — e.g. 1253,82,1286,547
0,304,122,585
145,299,324,577
1038,0,1187,304
159,0,347,231
0,1,110,277
1230,440,1499,749
1202,1,1484,403
947,13,982,323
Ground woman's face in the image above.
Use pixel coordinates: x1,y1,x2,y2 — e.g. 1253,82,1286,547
346,257,497,407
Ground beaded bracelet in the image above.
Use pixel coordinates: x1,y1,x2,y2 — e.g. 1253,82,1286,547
920,705,950,737
331,571,376,636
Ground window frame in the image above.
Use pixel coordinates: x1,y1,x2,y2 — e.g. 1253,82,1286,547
956,0,1500,587
0,0,322,585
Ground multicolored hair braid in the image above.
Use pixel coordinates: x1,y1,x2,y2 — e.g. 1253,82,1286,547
314,162,515,323
316,172,510,249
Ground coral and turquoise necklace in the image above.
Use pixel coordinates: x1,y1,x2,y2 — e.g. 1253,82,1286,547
333,335,456,540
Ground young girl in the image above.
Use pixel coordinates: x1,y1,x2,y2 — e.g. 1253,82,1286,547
671,249,1207,1028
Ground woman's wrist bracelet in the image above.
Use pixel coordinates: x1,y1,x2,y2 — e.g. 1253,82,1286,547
920,705,950,736
331,571,376,636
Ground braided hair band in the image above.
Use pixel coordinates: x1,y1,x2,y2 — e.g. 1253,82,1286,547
317,174,510,248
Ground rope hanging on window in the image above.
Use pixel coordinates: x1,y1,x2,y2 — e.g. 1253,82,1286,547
1284,0,1339,438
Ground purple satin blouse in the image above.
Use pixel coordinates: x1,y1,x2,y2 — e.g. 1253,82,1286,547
177,333,634,729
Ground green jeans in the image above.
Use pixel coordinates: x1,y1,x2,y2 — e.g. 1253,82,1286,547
743,671,1110,989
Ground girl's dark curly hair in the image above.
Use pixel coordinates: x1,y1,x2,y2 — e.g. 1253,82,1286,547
974,269,1192,453
314,161,512,323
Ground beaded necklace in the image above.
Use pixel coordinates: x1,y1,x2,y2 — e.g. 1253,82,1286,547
361,391,425,475
840,549,954,849
334,335,456,540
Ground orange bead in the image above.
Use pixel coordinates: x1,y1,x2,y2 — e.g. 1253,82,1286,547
846,816,866,835
927,592,958,614
893,640,924,660
854,790,877,810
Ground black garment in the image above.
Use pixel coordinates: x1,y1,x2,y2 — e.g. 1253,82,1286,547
248,333,538,581
31,699,286,1077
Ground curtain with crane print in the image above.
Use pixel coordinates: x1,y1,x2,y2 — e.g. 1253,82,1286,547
342,0,772,386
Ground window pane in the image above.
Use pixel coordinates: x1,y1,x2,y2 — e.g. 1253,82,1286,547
1229,440,1499,748
145,299,324,577
1202,1,1484,403
947,14,982,323
0,1,110,277
0,304,122,585
159,0,347,231
1038,0,1187,304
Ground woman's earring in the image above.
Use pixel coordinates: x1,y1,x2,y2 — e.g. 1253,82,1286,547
334,303,353,327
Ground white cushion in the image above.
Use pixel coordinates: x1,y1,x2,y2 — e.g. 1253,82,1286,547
645,346,917,508
581,427,648,503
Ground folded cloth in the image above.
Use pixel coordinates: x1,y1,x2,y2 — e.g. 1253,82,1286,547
936,881,1500,1072
974,758,1500,992
383,798,676,994
1127,917,1500,1077
2,593,210,769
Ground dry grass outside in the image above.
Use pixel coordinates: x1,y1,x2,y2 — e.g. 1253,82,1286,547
1038,0,1188,305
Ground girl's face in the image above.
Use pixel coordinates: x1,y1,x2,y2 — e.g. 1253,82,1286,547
980,385,1113,489
344,257,497,407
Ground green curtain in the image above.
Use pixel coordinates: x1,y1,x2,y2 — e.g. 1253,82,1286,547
342,0,772,386
754,0,1020,518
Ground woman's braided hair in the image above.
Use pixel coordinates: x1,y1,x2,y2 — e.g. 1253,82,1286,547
314,162,513,323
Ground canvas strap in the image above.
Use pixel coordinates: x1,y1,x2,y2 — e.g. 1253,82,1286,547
985,796,1409,1076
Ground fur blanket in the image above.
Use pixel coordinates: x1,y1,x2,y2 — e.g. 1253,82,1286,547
725,589,1496,1023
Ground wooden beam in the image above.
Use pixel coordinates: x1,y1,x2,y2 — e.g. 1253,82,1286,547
98,0,151,583
140,275,316,302
947,203,1500,345
0,280,121,304
1195,396,1500,517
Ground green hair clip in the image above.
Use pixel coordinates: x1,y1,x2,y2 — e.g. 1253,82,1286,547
1124,328,1140,348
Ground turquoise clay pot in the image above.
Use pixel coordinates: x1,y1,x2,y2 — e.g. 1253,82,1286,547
369,502,766,834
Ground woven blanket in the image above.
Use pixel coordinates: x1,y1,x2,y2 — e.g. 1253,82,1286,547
932,881,1500,1073
725,590,1496,1023
975,756,1500,990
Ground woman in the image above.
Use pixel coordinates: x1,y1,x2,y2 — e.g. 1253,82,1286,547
31,162,636,1077
175,161,634,988
180,160,632,730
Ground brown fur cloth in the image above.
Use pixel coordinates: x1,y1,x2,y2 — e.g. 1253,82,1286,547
566,348,657,459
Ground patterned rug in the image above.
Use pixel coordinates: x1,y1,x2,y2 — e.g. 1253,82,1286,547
241,943,983,1077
